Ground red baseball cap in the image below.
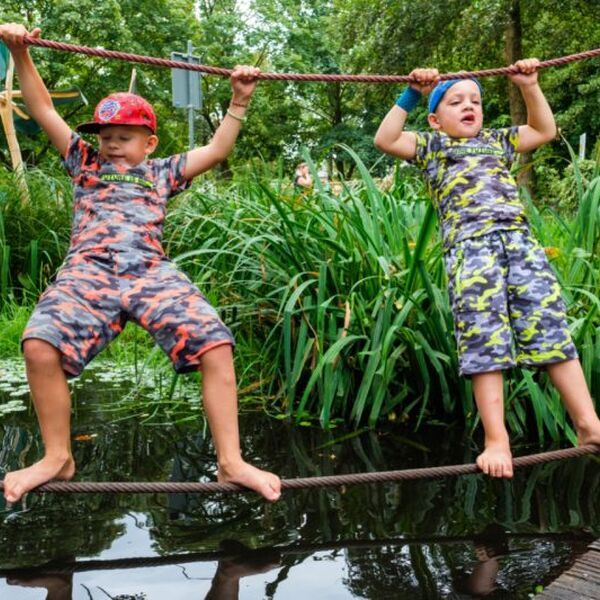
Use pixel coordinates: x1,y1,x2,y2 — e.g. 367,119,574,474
76,92,157,134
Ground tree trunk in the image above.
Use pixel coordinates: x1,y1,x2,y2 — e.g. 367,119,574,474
504,0,534,191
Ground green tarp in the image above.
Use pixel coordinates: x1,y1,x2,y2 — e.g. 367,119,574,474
14,88,87,135
0,41,9,82
0,41,87,136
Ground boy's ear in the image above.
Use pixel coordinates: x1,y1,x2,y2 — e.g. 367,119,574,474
145,134,159,155
427,113,442,130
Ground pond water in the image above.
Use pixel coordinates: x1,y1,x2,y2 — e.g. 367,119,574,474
0,359,598,599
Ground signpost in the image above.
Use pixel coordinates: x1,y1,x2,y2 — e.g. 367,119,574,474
171,41,202,149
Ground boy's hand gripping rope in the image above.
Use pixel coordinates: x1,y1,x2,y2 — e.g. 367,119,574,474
18,36,600,83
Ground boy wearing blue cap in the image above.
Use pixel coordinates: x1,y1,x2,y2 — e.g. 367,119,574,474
374,60,600,478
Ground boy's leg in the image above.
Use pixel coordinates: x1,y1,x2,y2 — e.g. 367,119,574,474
547,359,600,446
472,371,513,478
3,339,75,502
126,260,281,500
506,230,598,443
200,344,281,502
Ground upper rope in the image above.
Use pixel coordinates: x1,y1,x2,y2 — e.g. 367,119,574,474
21,36,600,83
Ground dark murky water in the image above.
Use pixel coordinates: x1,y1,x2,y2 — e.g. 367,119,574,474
0,360,598,599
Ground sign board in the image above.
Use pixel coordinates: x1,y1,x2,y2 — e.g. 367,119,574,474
171,51,202,109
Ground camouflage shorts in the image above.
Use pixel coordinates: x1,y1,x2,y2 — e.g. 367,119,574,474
445,229,577,376
22,251,234,377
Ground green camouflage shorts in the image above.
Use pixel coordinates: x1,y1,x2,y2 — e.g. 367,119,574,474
445,229,577,376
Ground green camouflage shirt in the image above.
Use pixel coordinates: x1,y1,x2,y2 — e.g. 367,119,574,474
412,127,528,250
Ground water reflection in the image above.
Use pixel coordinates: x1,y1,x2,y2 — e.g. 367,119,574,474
0,369,599,598
5,572,72,600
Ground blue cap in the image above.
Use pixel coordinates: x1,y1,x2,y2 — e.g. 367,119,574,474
428,78,483,113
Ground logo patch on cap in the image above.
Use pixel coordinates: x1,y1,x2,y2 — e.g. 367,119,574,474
97,99,121,123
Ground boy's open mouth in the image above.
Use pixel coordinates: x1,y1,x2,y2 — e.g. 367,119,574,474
461,114,476,124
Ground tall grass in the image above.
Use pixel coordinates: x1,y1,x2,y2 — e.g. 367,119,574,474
2,150,600,441
162,148,600,440
0,165,72,305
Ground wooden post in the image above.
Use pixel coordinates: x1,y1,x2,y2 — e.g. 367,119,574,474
128,68,137,94
0,55,29,204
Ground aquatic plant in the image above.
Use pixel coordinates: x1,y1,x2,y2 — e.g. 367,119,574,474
1,151,600,440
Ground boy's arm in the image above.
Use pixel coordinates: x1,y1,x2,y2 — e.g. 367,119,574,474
510,59,557,153
374,105,418,160
183,65,259,180
374,68,439,161
0,24,71,157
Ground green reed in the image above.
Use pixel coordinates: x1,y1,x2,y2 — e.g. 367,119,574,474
2,151,600,439
161,148,600,438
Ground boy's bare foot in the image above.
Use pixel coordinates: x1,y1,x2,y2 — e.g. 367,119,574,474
3,455,75,503
576,419,600,448
476,441,513,478
218,459,281,502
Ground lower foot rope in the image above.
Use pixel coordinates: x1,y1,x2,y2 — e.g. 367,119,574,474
1,445,598,494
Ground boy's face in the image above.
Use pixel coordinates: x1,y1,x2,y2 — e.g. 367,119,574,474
427,80,483,138
97,125,158,168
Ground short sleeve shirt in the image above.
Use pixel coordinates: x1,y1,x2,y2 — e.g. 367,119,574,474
62,132,190,256
412,127,528,250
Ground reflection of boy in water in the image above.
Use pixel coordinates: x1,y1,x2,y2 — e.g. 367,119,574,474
5,542,280,600
454,525,509,597
206,541,281,599
7,571,72,600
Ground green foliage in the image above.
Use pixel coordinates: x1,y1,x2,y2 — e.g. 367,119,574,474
163,154,600,437
3,147,600,439
333,0,600,167
1,0,203,163
0,164,72,303
3,147,600,441
2,1,600,438
1,0,599,177
537,158,600,213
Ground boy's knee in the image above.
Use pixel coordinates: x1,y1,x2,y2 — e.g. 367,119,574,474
200,345,235,383
23,339,62,370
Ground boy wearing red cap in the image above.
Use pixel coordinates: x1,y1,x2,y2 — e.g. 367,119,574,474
0,23,281,502
374,63,600,478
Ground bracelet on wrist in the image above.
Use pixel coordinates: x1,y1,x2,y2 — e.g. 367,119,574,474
226,108,246,122
231,100,248,108
395,87,422,113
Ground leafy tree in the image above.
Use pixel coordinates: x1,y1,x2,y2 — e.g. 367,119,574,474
1,0,599,177
1,0,202,164
333,0,600,167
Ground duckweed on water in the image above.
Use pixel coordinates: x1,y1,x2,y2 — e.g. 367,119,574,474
0,400,27,415
0,359,28,408
0,358,202,423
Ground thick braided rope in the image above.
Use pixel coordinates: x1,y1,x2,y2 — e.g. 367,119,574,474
22,37,600,83
1,445,597,494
